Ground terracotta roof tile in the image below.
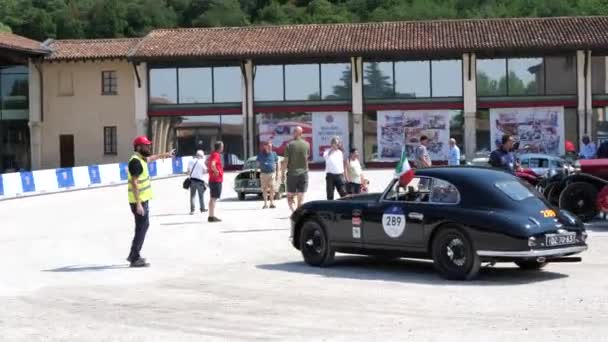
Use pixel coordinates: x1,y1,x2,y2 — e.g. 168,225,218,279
130,16,608,60
0,32,47,54
46,38,142,61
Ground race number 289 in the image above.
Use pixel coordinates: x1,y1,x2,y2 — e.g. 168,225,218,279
382,213,406,238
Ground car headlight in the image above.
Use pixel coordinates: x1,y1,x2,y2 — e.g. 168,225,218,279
528,236,537,247
573,160,581,173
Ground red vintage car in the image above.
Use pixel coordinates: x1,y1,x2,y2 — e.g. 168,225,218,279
544,158,608,222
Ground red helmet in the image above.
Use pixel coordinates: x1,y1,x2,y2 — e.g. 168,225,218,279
133,136,152,147
565,140,576,153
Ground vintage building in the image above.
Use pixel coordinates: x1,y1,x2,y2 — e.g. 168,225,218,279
5,16,608,171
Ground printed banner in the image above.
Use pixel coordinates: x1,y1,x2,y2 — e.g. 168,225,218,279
258,113,313,158
148,160,158,177
377,110,451,161
172,157,183,174
56,168,75,188
20,171,36,193
119,162,129,181
88,165,101,184
312,112,349,162
0,175,3,196
490,106,565,155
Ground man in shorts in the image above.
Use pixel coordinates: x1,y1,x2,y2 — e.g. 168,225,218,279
257,140,279,209
207,141,224,222
283,126,309,211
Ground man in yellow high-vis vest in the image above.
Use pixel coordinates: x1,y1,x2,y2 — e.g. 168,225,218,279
127,135,174,267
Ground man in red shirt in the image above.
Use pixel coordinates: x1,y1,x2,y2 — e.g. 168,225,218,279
207,141,224,222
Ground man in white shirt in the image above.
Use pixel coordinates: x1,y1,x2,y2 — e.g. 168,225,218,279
448,138,460,166
323,137,347,200
187,150,208,214
580,136,597,159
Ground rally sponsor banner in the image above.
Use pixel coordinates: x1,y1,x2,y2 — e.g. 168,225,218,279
87,165,102,185
119,162,130,181
258,113,313,158
312,112,349,162
0,175,4,196
377,110,451,161
490,106,564,155
20,171,36,193
56,168,75,188
72,166,91,187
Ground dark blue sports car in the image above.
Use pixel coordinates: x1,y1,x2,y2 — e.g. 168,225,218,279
290,167,588,280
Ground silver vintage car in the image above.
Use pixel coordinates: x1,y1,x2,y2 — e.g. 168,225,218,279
233,156,286,201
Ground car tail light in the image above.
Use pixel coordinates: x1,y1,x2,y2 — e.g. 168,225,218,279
528,236,537,247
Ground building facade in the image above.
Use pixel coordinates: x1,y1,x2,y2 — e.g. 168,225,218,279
3,16,608,172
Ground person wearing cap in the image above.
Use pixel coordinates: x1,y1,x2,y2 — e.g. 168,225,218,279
187,150,208,215
127,136,174,267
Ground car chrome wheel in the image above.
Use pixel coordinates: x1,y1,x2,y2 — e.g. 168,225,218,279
446,238,466,267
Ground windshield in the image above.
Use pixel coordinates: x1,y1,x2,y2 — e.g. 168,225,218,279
243,159,257,170
494,180,535,201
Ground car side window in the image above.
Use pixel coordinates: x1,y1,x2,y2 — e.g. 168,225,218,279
520,158,529,168
429,179,460,204
383,177,433,203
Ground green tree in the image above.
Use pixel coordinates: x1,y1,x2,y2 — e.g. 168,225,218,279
363,62,393,98
87,0,128,38
193,0,249,27
124,0,178,37
328,67,353,100
0,22,10,32
303,0,352,24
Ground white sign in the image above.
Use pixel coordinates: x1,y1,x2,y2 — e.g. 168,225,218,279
490,106,565,155
377,110,451,161
312,112,349,162
382,206,406,238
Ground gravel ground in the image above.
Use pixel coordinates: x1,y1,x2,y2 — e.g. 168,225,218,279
1,169,607,341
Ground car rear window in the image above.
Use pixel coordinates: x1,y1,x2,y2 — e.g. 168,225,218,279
494,180,534,201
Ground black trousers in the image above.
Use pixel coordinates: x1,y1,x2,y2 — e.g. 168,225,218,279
128,201,149,261
326,173,346,200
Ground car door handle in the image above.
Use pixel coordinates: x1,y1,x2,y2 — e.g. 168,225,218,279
408,212,424,220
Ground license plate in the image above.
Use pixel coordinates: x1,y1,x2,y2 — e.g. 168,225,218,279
545,233,576,246
248,180,258,187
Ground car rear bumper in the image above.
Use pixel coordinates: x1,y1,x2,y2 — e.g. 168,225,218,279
477,245,587,258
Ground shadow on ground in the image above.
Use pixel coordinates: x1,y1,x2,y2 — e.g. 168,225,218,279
160,221,202,227
43,264,130,272
257,256,568,286
586,219,608,232
222,228,288,234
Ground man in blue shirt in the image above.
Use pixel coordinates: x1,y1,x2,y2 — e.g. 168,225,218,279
257,141,279,209
448,138,460,166
580,136,597,159
489,135,516,173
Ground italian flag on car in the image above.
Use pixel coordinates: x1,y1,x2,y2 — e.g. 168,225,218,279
395,147,415,186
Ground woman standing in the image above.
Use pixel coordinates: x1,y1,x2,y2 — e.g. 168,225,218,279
346,148,365,195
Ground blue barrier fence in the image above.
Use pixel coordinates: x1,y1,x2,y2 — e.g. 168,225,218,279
0,156,193,200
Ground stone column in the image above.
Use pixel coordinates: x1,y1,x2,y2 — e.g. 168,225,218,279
351,57,364,163
242,60,254,158
133,62,148,137
462,53,477,161
28,60,43,170
577,50,593,143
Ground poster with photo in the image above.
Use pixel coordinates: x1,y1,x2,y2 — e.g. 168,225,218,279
258,113,313,157
490,107,565,155
312,112,349,162
377,110,451,161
